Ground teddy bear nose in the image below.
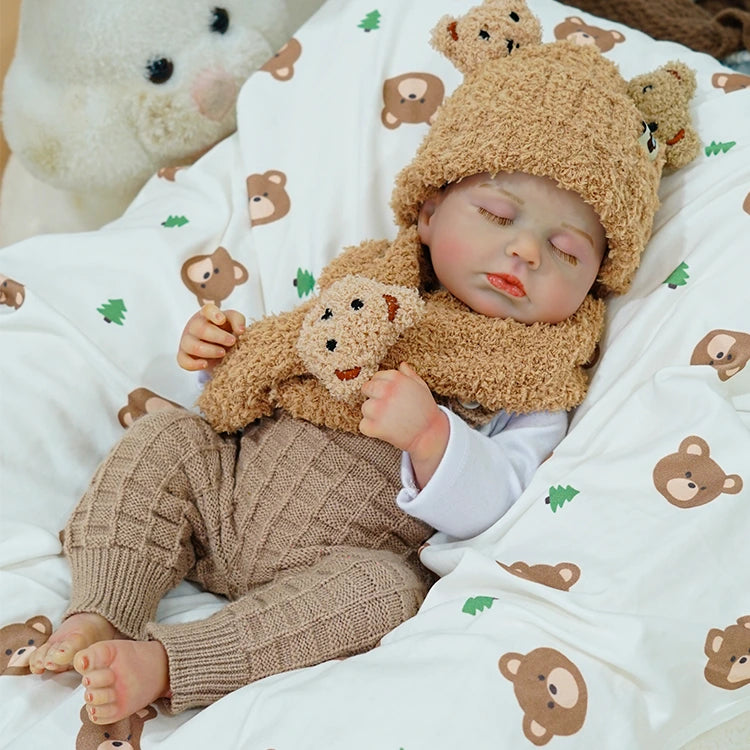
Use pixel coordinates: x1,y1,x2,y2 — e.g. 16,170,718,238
326,339,337,352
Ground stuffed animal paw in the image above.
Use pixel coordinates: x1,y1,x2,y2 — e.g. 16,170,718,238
431,0,542,75
296,275,424,403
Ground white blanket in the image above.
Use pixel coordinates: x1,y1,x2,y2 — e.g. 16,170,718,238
1,0,748,747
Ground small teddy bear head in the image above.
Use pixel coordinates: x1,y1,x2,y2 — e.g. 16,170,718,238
431,0,542,75
627,61,700,168
296,275,424,403
0,615,52,675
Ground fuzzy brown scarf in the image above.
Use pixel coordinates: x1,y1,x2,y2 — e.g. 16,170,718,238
559,0,750,58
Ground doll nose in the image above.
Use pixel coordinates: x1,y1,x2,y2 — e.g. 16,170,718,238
505,231,541,269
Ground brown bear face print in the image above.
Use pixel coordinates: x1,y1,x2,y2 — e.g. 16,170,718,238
553,17,624,52
712,72,750,94
261,37,302,81
498,561,581,591
181,246,249,307
246,170,291,225
118,388,183,428
499,647,588,746
0,616,53,675
0,275,25,310
652,436,743,508
690,329,750,381
704,616,750,690
76,704,157,750
381,73,445,129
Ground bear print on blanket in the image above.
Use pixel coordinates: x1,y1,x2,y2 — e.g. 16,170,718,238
76,704,157,750
704,616,750,690
0,615,52,675
652,436,744,508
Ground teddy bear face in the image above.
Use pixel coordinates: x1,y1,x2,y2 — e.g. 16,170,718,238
627,62,700,168
296,275,424,403
431,0,542,75
704,616,750,690
76,704,157,750
2,1,294,194
0,615,52,675
690,329,750,382
652,436,743,508
499,647,588,745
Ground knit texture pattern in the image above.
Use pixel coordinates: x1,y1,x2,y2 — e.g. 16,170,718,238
63,408,432,711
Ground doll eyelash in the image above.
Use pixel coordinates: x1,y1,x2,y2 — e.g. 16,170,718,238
477,207,512,225
550,244,578,266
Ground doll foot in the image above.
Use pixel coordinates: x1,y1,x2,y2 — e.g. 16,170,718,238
75,639,169,724
29,612,116,674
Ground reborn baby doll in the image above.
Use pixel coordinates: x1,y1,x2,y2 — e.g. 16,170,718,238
30,0,698,726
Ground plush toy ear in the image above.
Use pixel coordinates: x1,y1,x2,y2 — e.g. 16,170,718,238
430,0,542,75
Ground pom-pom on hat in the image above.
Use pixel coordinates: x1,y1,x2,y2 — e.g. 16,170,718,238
391,27,691,295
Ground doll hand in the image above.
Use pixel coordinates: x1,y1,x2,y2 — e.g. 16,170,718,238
360,362,449,488
177,303,246,372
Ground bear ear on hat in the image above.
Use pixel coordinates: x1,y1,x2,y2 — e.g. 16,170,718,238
430,0,542,75
627,61,700,169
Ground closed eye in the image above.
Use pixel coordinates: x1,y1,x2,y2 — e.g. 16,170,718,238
477,207,512,226
550,244,578,266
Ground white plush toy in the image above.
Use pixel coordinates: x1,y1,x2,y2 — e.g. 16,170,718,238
0,0,325,247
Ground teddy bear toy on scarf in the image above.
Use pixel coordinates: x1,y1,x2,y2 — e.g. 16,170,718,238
198,0,699,436
0,0,324,246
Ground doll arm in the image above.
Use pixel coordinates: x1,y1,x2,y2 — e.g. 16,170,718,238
197,301,313,433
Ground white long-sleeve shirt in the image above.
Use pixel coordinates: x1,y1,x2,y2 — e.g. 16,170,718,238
396,406,567,540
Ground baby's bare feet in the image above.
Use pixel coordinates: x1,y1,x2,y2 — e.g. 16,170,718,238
29,612,116,674
75,640,169,724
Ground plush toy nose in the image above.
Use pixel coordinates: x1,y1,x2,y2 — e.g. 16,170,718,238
192,68,238,121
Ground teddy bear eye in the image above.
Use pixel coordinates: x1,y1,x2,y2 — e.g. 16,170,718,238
642,84,654,94
509,11,520,21
4,649,11,656
146,58,174,84
321,308,333,320
211,7,230,34
28,639,34,646
350,299,364,310
478,29,490,41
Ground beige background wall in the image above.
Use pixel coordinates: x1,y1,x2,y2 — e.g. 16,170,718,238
1,0,21,176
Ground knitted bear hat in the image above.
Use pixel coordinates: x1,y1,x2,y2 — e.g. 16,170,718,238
392,39,667,296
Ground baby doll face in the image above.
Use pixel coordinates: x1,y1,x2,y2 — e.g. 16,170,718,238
417,172,606,323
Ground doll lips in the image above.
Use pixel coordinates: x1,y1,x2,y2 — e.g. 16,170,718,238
488,273,526,297
335,367,362,381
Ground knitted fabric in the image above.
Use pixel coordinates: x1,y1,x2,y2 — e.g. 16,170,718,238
558,0,750,59
392,42,663,296
200,14,701,435
199,226,606,434
63,408,432,712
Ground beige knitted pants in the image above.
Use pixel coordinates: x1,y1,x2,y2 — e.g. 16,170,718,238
62,408,433,713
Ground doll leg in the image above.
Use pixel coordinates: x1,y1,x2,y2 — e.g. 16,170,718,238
42,407,240,667
147,545,429,713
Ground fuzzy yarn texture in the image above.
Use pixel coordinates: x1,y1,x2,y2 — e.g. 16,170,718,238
200,13,701,436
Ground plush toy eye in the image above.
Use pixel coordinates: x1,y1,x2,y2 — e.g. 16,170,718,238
4,649,11,656
642,84,654,94
211,7,230,34
478,29,490,41
146,58,174,84
321,308,333,320
350,299,364,310
509,12,520,22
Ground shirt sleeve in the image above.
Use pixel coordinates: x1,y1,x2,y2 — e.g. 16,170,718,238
396,407,567,539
